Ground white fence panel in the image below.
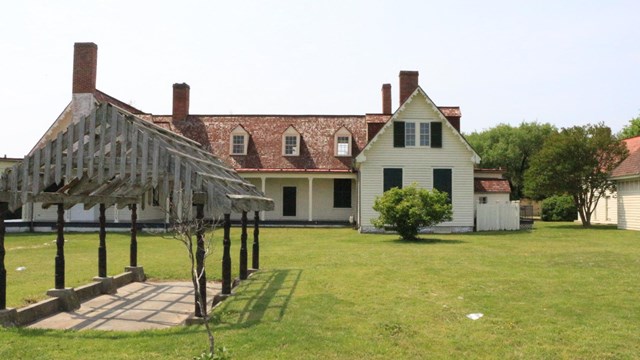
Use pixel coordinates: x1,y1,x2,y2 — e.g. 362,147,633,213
476,202,520,231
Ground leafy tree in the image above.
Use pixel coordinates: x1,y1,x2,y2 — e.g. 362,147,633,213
372,184,452,240
618,114,640,139
466,122,557,199
524,123,628,227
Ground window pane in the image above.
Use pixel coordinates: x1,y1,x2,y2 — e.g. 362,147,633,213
405,122,415,146
337,136,349,156
232,135,245,154
285,135,297,155
420,123,430,146
333,179,352,208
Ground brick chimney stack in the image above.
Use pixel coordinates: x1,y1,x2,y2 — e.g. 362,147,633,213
382,83,392,114
172,83,190,121
72,43,98,94
399,70,419,105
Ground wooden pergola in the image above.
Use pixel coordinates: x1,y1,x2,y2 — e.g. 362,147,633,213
0,102,274,318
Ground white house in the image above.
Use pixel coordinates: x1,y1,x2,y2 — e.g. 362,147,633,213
355,85,480,232
610,136,640,231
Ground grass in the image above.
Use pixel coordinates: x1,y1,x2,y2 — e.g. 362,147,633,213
1,222,640,359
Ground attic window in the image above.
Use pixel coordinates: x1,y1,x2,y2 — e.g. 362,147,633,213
282,126,300,156
230,126,249,155
394,121,441,148
334,127,352,157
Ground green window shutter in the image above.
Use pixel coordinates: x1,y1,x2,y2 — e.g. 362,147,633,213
433,168,452,204
431,122,442,148
383,168,403,192
393,121,405,148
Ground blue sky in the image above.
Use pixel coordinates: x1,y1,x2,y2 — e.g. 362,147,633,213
1,0,638,157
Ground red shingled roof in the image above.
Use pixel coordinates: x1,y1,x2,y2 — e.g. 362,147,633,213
474,178,511,193
97,90,459,172
611,136,640,179
150,115,368,172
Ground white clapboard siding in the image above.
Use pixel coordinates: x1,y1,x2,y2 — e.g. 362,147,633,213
617,179,640,231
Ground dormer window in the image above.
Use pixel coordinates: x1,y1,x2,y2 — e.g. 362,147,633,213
230,125,249,155
334,127,352,157
282,126,300,156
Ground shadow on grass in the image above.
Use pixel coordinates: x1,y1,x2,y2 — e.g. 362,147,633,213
212,268,302,330
468,229,533,236
383,237,466,245
547,223,618,231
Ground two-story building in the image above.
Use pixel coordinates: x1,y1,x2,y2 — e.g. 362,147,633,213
24,43,512,232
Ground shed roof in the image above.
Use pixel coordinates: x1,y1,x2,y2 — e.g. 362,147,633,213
474,179,511,193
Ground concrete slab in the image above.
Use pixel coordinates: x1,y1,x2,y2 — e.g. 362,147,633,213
28,281,221,331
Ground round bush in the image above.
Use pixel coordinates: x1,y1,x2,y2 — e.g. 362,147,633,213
541,195,577,221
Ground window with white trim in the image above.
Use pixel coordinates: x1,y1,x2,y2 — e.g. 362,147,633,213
394,120,440,148
282,126,301,156
229,126,249,155
405,122,416,146
334,127,352,157
419,123,430,146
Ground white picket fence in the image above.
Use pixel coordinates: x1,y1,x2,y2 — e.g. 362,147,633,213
476,202,520,231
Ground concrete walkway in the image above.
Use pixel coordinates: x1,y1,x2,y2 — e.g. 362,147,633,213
28,281,221,331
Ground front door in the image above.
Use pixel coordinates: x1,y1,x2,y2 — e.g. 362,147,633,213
283,186,297,217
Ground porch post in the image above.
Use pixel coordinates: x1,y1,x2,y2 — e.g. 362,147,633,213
222,213,232,295
252,210,260,270
98,204,107,277
54,204,65,289
260,176,267,221
129,203,137,267
195,204,207,317
308,177,314,221
239,211,248,280
0,203,7,309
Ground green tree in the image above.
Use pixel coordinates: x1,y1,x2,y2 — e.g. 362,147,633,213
524,123,628,227
466,122,557,199
372,184,452,240
618,114,640,139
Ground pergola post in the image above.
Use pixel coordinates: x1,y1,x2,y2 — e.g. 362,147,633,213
125,204,144,282
98,204,107,277
0,202,17,325
93,203,115,294
239,211,248,280
46,204,80,311
129,203,137,267
194,204,207,317
252,210,260,270
222,213,232,295
54,204,65,289
0,202,7,310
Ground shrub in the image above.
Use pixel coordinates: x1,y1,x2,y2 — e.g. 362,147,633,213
541,195,577,221
372,184,453,240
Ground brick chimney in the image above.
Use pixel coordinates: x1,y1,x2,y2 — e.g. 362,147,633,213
72,42,98,123
72,43,98,94
172,83,190,121
399,70,419,105
382,83,392,114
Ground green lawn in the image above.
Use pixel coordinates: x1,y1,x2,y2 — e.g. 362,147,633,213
1,222,639,359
